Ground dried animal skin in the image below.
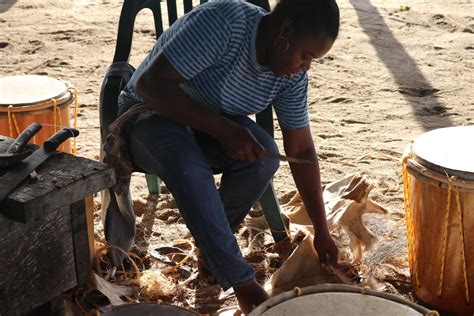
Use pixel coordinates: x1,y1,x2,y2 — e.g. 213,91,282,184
265,234,338,295
283,174,389,263
91,273,134,306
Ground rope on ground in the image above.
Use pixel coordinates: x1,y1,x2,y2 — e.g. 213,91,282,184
94,239,142,282
162,239,195,275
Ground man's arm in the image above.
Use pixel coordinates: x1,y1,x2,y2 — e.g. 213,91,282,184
136,53,264,161
282,126,338,265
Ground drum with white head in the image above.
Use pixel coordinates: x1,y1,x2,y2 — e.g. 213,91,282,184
403,126,474,315
0,75,77,153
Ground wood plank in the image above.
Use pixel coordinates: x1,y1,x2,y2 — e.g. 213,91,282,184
0,138,115,223
0,205,77,314
70,200,92,287
85,195,95,264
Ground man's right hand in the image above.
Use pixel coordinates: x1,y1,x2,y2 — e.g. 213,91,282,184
314,230,339,267
217,123,265,161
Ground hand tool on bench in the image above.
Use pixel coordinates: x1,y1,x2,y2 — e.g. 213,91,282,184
0,122,42,169
0,127,79,203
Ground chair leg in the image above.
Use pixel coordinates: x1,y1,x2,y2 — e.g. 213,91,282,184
259,182,289,242
145,174,161,194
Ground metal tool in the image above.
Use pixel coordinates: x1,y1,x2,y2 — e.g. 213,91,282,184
0,122,42,168
0,127,79,203
262,151,315,164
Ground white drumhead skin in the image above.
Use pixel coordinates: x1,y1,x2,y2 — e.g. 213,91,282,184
260,292,423,316
412,126,474,175
0,75,67,106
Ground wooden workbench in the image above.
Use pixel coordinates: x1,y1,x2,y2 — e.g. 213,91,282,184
0,136,115,315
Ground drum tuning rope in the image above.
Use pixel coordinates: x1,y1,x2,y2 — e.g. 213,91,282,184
438,176,454,298
361,286,371,294
293,287,302,297
67,84,79,156
437,175,469,304
402,155,420,288
6,105,20,137
51,98,63,133
455,185,470,304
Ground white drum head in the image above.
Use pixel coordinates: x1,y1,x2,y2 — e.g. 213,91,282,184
0,75,68,106
257,292,423,316
412,126,474,181
250,285,431,316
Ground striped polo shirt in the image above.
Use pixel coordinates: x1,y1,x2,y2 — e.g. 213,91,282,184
121,0,309,129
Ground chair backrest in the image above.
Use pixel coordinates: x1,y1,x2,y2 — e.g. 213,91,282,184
113,0,271,63
100,0,273,143
112,0,210,63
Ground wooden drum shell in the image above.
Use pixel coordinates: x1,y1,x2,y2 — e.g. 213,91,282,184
405,160,474,316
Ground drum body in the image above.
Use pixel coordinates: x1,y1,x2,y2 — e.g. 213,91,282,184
403,126,474,315
0,75,75,153
249,284,431,315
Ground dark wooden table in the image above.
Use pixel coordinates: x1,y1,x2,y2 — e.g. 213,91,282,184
0,136,115,315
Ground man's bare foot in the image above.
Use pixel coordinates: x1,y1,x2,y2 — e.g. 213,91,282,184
233,281,269,314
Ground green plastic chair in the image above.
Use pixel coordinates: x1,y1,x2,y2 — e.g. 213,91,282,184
99,0,289,242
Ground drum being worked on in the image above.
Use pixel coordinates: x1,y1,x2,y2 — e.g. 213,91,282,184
0,75,78,153
249,284,433,315
403,126,474,315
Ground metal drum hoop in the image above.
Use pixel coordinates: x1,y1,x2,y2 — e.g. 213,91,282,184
103,303,199,315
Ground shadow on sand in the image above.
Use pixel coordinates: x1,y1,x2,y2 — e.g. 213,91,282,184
349,0,454,130
0,0,17,13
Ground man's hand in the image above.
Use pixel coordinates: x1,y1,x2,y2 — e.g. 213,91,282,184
314,230,339,267
217,123,265,161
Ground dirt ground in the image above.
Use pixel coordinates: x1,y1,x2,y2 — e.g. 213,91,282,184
1,0,473,314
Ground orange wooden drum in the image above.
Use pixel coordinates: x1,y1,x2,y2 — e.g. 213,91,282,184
403,126,474,315
0,75,77,153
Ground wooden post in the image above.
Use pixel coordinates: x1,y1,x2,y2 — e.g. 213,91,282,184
85,195,96,264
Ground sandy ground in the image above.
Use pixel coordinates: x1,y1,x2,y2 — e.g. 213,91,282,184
1,0,473,314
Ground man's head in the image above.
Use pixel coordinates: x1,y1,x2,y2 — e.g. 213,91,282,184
266,0,340,77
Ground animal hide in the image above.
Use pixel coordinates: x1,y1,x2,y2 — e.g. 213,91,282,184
265,233,339,295
262,174,389,295
283,174,389,264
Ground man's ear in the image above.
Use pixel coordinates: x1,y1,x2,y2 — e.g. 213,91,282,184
278,18,295,38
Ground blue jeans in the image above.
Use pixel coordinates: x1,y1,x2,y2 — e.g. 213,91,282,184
128,114,280,290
